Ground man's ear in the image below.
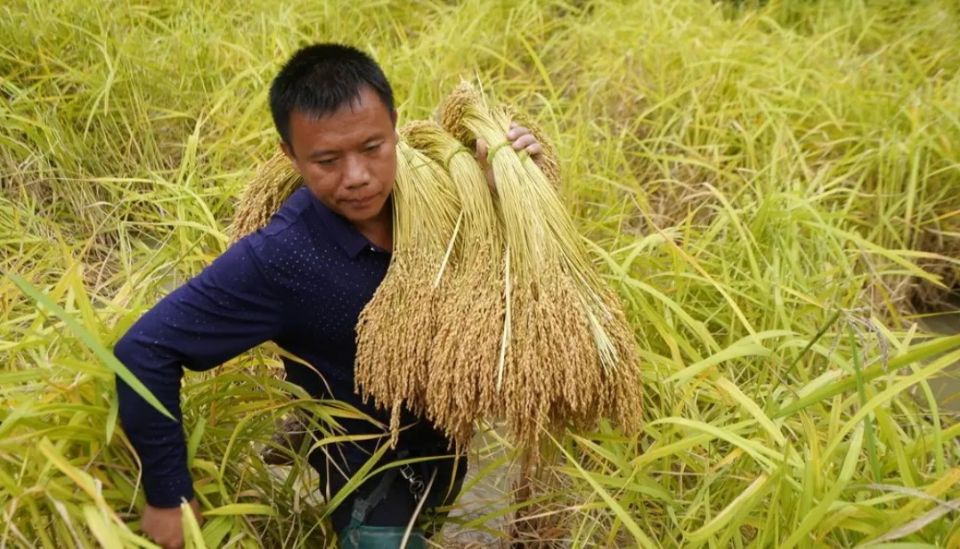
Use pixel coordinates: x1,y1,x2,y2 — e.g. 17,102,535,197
279,141,301,174
390,109,398,129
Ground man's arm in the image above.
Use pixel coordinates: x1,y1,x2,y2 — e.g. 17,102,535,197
114,233,287,509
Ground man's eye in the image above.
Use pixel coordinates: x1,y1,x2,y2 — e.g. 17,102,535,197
365,143,381,152
316,158,336,165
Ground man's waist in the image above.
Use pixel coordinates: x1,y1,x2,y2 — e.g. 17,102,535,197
282,359,452,451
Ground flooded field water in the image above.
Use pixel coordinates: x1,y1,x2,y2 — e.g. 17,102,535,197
921,307,960,415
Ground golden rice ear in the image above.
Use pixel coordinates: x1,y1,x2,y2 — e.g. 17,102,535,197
399,119,446,151
437,81,481,147
439,82,561,187
230,151,302,241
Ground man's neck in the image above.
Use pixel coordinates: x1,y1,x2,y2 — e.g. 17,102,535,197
353,207,393,251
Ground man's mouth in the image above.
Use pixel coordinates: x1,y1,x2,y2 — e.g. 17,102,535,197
344,194,377,208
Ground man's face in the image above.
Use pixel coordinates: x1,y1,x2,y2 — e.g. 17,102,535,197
281,86,398,225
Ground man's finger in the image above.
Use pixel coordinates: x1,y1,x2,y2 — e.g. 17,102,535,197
475,138,496,191
476,138,489,161
511,134,538,151
525,143,543,157
506,125,528,140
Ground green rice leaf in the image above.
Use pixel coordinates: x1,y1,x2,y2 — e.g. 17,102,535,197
6,272,175,421
203,503,275,517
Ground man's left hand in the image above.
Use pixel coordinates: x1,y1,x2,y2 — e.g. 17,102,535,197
475,122,544,192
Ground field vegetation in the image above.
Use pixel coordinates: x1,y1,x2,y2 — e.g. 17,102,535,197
2,0,960,546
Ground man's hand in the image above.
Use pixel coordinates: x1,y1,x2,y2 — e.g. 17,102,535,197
142,498,203,549
476,122,544,192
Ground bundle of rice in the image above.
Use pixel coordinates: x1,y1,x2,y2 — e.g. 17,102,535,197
400,120,506,446
353,138,461,441
437,82,642,446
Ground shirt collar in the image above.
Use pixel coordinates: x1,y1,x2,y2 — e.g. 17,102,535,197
308,193,374,259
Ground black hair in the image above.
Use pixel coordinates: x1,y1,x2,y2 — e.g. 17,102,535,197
269,43,395,146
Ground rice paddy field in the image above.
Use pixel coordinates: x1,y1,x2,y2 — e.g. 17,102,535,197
3,0,960,546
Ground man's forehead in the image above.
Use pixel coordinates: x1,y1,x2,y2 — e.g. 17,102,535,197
286,86,395,157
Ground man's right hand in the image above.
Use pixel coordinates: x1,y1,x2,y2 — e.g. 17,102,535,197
142,498,202,549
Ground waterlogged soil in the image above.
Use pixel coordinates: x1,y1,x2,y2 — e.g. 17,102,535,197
921,309,960,416
438,428,517,547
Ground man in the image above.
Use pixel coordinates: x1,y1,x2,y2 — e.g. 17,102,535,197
114,43,544,548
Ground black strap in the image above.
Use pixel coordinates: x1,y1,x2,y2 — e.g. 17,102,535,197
347,450,412,527
348,468,398,527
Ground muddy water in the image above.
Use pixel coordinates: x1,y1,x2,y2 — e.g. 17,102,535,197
439,428,515,547
921,309,960,415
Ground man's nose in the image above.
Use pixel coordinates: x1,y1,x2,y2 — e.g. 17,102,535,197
342,154,370,189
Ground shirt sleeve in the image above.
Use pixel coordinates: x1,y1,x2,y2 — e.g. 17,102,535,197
113,235,286,507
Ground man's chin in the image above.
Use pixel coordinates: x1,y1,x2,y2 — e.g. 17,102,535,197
338,200,388,224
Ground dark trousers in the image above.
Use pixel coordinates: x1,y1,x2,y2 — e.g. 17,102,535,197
308,442,468,534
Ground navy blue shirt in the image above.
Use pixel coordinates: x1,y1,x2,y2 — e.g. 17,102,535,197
114,186,447,507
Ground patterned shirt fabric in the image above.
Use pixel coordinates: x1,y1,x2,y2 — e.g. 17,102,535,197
114,186,448,507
